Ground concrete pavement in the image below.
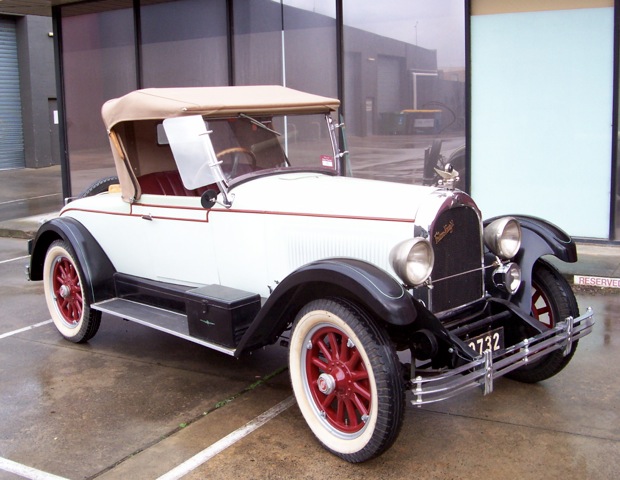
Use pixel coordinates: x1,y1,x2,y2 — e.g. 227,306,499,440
0,235,617,479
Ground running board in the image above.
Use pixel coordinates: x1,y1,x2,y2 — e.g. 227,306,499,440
92,298,237,356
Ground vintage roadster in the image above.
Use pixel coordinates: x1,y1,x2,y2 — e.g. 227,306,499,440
28,86,594,463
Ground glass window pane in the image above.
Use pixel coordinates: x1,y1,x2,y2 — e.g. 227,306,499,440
282,0,337,98
140,0,228,88
61,2,137,195
343,0,467,188
233,0,283,85
612,152,620,240
616,132,620,239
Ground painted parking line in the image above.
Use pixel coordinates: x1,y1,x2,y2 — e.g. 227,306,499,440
0,193,60,207
0,320,52,340
0,255,29,265
157,395,296,480
0,456,69,480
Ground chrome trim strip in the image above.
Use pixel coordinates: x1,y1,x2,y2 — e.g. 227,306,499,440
410,307,594,406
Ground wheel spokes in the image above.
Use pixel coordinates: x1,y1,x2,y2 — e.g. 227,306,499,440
342,398,360,427
317,336,333,363
531,282,554,327
306,326,371,433
52,257,83,325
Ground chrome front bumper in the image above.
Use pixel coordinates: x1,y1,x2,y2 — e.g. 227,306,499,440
410,307,594,406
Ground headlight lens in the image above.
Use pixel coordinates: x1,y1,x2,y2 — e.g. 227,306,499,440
483,217,522,259
492,262,522,294
390,238,434,286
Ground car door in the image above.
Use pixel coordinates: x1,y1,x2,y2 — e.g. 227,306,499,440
127,194,220,286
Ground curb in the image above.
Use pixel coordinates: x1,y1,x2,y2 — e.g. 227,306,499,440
0,228,35,240
0,213,56,240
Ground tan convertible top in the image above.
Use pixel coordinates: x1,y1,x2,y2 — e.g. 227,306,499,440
102,85,340,203
102,85,340,130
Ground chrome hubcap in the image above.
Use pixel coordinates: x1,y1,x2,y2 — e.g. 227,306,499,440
59,284,71,299
317,373,336,395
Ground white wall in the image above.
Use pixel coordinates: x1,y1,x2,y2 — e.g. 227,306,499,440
471,7,614,239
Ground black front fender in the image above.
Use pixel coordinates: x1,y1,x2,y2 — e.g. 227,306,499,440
235,258,419,356
28,217,116,303
485,215,576,312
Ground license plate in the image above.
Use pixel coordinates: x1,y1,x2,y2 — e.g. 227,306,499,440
467,327,504,355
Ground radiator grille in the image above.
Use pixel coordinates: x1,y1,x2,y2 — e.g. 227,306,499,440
430,206,483,313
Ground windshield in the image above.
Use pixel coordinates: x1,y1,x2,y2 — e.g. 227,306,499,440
206,113,338,182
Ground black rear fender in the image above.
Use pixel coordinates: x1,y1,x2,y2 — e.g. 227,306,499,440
28,217,116,303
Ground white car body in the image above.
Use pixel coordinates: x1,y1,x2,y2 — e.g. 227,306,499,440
28,85,594,463
64,173,434,296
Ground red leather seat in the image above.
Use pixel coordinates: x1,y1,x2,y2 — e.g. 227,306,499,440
138,171,217,196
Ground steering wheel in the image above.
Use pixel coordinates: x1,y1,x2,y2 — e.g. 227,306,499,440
216,147,258,178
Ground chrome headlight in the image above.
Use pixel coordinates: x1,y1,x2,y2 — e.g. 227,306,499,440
390,238,434,286
483,217,522,259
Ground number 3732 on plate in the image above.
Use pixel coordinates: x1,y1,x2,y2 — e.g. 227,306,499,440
466,327,505,356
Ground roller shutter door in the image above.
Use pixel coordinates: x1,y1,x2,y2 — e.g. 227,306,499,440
377,55,402,114
0,16,24,169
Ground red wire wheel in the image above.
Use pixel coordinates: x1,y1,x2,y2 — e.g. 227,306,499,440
51,255,83,326
43,240,101,343
289,299,404,463
304,325,371,434
507,260,580,383
531,277,555,327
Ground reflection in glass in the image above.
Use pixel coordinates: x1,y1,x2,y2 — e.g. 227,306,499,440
141,0,228,88
280,2,339,175
616,134,620,239
61,3,137,195
343,0,467,189
282,0,337,98
57,0,467,197
232,0,338,172
233,0,283,85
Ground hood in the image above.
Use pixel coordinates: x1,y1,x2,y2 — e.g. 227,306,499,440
227,172,441,222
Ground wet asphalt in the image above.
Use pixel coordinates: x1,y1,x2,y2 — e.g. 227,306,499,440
0,163,619,478
0,234,618,479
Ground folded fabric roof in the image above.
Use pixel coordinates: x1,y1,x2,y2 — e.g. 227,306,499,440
102,85,340,130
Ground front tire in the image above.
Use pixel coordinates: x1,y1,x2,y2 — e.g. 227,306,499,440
43,240,101,343
507,260,579,383
289,299,404,463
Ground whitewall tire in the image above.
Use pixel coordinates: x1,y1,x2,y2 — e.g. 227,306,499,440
43,240,101,343
289,298,404,462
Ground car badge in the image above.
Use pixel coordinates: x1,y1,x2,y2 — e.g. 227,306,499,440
434,219,455,245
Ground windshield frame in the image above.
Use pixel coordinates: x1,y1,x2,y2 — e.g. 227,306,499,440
165,111,343,203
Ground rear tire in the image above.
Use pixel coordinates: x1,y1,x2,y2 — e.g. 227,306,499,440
289,299,404,462
43,240,101,343
507,260,579,383
78,176,119,198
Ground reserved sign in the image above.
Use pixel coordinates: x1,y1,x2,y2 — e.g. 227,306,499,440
574,275,620,289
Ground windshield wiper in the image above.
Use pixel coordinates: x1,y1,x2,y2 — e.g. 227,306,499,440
239,113,282,136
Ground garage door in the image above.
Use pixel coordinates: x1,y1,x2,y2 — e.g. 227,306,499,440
377,55,403,114
0,16,25,169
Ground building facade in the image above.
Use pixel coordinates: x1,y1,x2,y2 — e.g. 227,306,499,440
1,0,617,241
0,13,57,169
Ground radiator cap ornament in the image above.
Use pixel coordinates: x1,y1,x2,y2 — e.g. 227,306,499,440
434,164,460,191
